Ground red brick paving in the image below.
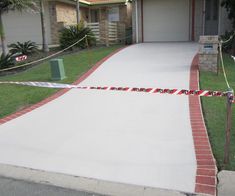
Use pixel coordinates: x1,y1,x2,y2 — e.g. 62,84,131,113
189,55,217,196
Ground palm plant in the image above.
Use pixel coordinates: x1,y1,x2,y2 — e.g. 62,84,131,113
59,23,96,49
9,41,39,55
0,0,37,56
0,53,14,69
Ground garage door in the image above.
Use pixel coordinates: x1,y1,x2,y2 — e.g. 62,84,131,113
143,0,190,42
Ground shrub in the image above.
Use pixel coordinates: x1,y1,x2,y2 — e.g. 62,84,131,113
59,22,96,49
0,53,15,69
220,31,235,53
9,41,38,55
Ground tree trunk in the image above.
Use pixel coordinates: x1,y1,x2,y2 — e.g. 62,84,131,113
0,11,8,56
40,0,49,53
76,0,80,25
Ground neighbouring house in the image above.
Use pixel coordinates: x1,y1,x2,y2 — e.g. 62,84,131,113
80,0,132,27
132,0,233,43
2,0,132,45
79,0,132,45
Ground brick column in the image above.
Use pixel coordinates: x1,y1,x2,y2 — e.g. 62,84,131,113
49,1,64,44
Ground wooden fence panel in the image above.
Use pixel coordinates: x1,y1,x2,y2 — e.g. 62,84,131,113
87,21,126,45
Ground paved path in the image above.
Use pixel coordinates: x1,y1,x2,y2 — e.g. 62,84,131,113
0,43,198,194
218,170,235,196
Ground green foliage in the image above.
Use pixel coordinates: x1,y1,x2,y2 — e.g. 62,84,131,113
0,53,15,69
59,22,96,49
221,1,235,55
9,41,38,55
221,0,235,28
0,0,37,13
220,31,235,52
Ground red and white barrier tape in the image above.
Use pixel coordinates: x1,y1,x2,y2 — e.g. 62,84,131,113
0,81,232,99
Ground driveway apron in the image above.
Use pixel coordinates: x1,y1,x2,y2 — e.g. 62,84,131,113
0,43,198,193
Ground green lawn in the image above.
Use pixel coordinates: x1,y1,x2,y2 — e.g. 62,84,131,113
200,54,235,170
0,45,123,118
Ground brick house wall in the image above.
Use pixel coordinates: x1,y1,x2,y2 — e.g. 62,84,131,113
56,2,77,25
49,1,62,44
48,1,132,44
48,1,91,44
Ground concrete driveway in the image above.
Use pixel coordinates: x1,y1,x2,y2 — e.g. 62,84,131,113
0,43,198,194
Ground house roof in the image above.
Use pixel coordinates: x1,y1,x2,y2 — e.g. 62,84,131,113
64,0,129,7
81,0,126,4
75,0,127,5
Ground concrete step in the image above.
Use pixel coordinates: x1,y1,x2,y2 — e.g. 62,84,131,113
218,170,235,196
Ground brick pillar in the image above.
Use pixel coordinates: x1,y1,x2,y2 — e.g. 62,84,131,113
198,36,219,73
49,1,64,44
100,20,109,46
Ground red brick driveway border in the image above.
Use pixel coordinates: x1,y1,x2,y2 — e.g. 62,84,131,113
0,46,127,125
190,55,217,196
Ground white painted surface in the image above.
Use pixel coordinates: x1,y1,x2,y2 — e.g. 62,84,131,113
0,43,198,193
2,1,51,45
143,0,190,42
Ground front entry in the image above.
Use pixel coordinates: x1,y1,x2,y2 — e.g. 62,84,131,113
205,0,219,35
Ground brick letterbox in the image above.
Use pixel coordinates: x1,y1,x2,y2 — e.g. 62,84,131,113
199,36,219,73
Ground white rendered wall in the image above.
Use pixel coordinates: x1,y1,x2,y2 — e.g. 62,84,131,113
2,1,51,45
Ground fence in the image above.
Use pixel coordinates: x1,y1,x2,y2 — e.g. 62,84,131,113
108,22,118,44
86,22,100,41
87,20,126,46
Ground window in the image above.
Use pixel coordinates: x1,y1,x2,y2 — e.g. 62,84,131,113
91,10,99,22
108,7,119,22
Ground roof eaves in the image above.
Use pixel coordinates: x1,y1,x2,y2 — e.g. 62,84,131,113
79,0,126,5
68,0,129,7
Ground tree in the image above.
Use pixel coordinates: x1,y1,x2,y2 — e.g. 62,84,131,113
39,0,49,52
76,0,80,25
0,0,37,56
221,0,235,54
221,0,235,27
